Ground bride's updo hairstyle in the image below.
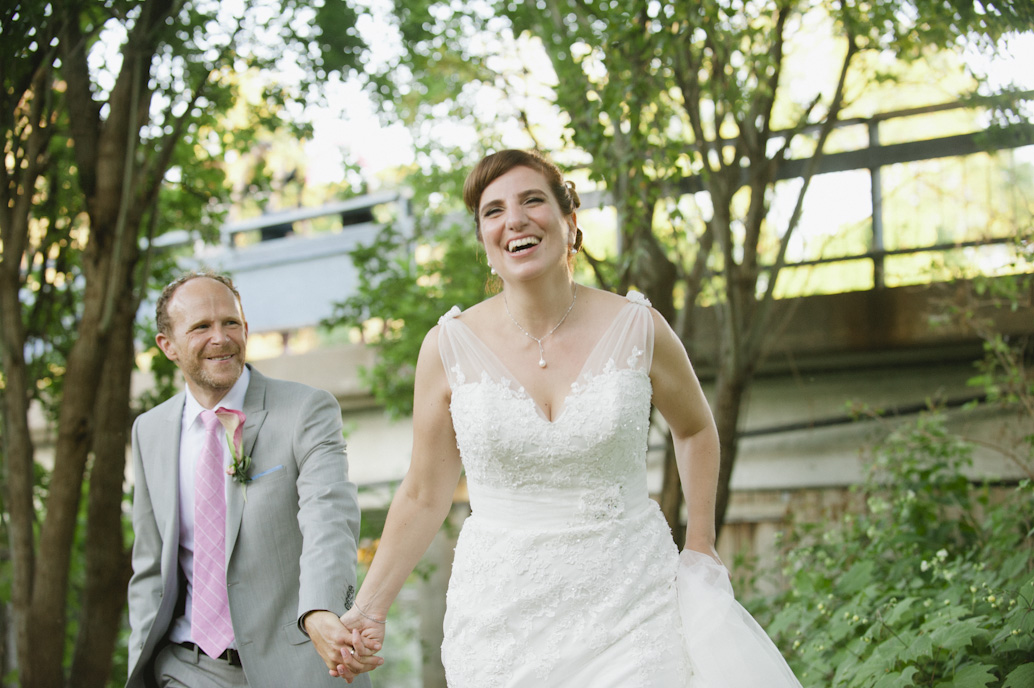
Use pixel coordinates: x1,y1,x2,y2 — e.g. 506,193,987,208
463,149,581,242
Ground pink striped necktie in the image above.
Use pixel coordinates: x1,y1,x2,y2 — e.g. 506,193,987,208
192,409,235,658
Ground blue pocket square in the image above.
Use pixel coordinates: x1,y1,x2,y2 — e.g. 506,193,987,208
250,465,285,481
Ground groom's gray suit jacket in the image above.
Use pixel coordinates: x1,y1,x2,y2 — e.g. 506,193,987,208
126,366,371,688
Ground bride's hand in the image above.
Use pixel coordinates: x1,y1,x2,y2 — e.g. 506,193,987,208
333,607,385,681
684,535,722,566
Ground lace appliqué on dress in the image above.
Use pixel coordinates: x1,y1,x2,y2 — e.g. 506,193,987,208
579,484,625,521
627,345,644,370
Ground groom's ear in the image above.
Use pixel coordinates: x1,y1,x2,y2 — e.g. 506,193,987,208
155,332,178,362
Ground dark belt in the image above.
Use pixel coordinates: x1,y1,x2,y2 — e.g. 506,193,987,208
178,641,243,667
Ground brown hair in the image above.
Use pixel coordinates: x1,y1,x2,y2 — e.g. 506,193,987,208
155,270,243,335
463,149,581,240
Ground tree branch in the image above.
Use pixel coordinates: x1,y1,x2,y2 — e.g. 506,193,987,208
747,33,859,363
57,11,102,201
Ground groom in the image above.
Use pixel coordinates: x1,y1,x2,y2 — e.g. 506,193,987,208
126,271,376,687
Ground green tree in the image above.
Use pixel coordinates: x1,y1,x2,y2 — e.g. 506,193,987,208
344,0,1033,543
499,0,1034,541
0,2,367,685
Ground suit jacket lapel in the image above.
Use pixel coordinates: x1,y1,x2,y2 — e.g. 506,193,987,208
226,367,268,562
149,395,185,550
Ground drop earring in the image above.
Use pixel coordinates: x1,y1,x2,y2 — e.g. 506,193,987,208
490,265,497,275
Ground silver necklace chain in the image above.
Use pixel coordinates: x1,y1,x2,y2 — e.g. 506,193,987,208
503,284,578,368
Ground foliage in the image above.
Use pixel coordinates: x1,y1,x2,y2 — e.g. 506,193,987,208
0,1,376,685
321,133,514,415
324,217,492,418
963,268,1034,410
939,243,1034,479
749,414,1033,687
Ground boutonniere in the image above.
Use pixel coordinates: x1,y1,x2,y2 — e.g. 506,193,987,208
213,407,251,501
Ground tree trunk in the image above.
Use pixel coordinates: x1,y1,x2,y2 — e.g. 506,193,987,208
1,336,37,688
0,596,8,687
712,357,749,535
22,272,113,687
620,192,687,544
21,190,149,687
1,59,52,688
16,1,171,680
631,230,679,322
69,289,137,688
0,279,37,685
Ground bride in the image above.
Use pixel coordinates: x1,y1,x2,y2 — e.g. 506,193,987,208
333,149,802,687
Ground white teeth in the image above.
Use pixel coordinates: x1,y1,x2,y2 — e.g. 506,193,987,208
508,236,541,252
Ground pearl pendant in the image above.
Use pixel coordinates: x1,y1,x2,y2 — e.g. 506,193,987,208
538,358,547,368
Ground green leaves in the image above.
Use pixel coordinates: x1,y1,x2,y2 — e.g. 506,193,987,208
871,666,918,688
839,560,877,595
928,618,989,654
1002,663,1034,688
946,663,997,688
746,416,1034,687
323,218,491,418
312,0,366,77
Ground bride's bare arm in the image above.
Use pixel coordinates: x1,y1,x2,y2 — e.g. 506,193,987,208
648,309,722,560
349,325,464,623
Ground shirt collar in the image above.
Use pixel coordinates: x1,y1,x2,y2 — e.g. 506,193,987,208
183,366,252,428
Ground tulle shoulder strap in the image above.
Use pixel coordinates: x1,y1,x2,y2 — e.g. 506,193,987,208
578,291,655,379
437,308,512,390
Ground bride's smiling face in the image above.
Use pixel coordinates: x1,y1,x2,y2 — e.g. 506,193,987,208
477,165,576,282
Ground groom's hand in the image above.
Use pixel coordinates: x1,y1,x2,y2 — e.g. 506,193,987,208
304,610,355,675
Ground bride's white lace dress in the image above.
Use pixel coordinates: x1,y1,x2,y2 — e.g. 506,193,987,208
436,293,801,688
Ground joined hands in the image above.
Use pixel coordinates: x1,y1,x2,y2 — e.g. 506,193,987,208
335,605,386,682
304,609,384,683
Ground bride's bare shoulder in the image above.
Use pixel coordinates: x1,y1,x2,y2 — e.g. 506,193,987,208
579,286,634,316
454,294,501,325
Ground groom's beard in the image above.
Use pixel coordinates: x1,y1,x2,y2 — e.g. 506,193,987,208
182,344,246,396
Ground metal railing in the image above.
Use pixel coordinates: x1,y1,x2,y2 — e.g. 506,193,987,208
159,96,1032,330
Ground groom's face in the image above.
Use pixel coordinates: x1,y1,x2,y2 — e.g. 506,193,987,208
156,277,249,404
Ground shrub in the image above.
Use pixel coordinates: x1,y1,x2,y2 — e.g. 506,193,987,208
750,414,1034,687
